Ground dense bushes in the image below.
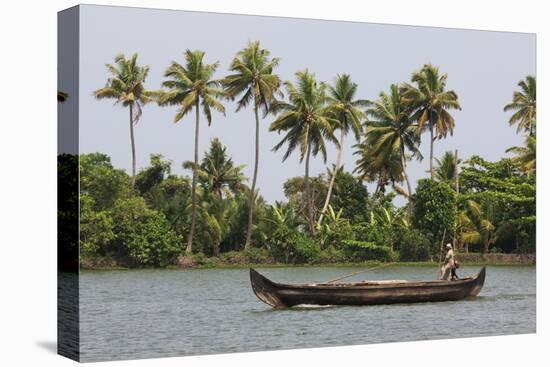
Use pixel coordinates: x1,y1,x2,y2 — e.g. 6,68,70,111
341,240,396,262
411,179,457,242
266,227,321,264
110,197,182,266
80,190,182,266
352,223,393,249
395,228,432,261
76,149,535,268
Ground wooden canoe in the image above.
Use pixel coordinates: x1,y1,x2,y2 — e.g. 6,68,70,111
250,267,486,308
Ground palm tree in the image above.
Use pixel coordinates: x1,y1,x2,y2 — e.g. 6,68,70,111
94,53,157,191
401,64,461,179
459,199,499,253
504,76,536,136
506,135,536,177
158,50,226,253
435,150,461,184
224,41,282,250
317,74,368,226
363,84,422,201
270,70,339,234
184,138,246,199
200,193,235,257
353,140,405,194
147,176,192,240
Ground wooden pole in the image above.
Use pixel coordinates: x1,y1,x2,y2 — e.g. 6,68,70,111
325,263,395,283
437,228,447,279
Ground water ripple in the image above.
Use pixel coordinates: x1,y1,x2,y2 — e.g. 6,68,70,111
79,265,535,362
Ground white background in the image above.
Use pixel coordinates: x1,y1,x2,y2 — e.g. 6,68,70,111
0,0,547,366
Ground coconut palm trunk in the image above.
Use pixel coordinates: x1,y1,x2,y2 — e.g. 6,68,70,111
186,100,200,253
429,116,435,179
244,103,261,250
213,240,220,257
318,129,345,226
304,139,315,235
129,104,137,191
401,154,412,198
401,153,413,217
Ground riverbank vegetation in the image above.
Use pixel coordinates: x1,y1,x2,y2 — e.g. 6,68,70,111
71,42,535,269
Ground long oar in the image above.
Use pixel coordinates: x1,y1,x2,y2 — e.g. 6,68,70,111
325,263,395,283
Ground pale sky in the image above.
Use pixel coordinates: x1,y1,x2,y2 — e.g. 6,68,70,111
76,5,535,204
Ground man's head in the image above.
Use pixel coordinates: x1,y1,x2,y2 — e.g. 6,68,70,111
446,243,452,249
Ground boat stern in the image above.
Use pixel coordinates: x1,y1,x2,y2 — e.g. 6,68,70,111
467,266,486,297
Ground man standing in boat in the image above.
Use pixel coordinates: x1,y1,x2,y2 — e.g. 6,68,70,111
440,243,457,280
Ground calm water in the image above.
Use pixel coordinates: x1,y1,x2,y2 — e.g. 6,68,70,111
79,265,535,362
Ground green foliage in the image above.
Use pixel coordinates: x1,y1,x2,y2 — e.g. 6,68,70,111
341,240,396,262
506,135,536,177
270,70,340,233
80,195,115,257
110,197,182,266
330,168,369,222
242,248,272,263
158,49,226,123
459,199,499,253
84,52,537,268
363,84,421,197
93,53,158,190
401,64,461,179
318,247,347,264
291,235,321,264
188,138,246,198
283,175,327,224
224,41,283,250
352,223,393,249
401,64,461,139
190,252,209,266
353,139,405,194
195,194,235,256
395,228,431,261
458,156,535,253
158,49,227,253
327,74,367,140
317,205,353,250
93,53,156,109
224,40,282,116
435,151,460,184
504,75,536,136
80,153,130,210
146,175,192,238
411,179,457,242
135,154,171,195
258,202,301,243
266,226,320,264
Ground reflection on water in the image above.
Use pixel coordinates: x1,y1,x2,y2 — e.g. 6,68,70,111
79,265,535,362
58,272,79,361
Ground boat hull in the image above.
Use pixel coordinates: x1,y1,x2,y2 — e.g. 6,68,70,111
250,267,486,308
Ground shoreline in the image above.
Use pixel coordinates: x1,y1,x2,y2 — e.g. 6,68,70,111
80,253,535,271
